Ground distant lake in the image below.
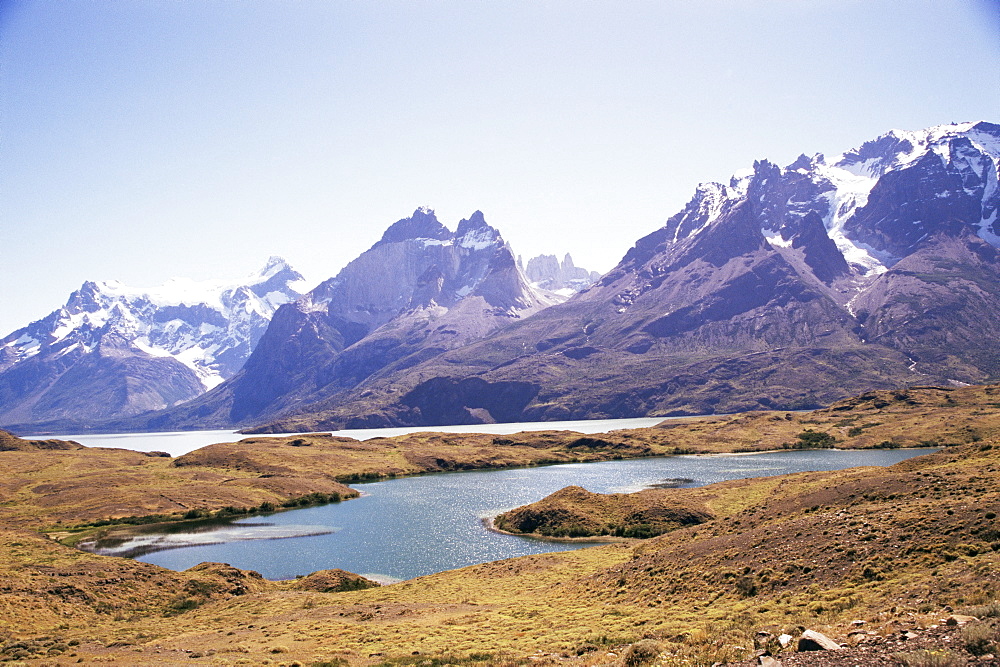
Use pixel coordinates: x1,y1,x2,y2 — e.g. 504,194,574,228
83,448,934,582
33,417,670,457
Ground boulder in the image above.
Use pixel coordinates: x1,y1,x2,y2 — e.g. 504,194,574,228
797,629,842,651
943,614,978,626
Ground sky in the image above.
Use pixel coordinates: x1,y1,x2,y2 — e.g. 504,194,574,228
1,0,999,336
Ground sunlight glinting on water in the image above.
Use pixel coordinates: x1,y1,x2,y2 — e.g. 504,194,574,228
105,448,936,581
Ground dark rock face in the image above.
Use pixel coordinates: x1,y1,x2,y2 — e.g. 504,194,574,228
400,377,541,426
851,231,1000,380
0,258,304,430
252,121,1000,431
845,148,986,260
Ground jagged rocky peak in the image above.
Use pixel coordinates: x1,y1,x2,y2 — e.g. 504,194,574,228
455,210,504,250
837,121,1000,177
521,253,602,293
375,207,452,246
64,281,107,314
315,207,530,315
455,209,489,234
253,255,300,284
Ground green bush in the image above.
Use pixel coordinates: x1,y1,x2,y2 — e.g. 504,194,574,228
165,597,200,615
735,576,757,597
617,523,658,539
794,430,837,448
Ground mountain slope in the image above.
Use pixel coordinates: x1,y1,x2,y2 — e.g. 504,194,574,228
0,258,305,430
254,121,1000,431
129,208,558,430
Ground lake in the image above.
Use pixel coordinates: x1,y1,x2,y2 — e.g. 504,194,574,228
36,417,669,457
82,447,933,582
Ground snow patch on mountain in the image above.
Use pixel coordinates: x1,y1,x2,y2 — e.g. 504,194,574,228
458,227,499,251
762,228,793,248
980,211,1000,246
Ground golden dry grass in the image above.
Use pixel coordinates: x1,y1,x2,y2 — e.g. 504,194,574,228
0,384,998,665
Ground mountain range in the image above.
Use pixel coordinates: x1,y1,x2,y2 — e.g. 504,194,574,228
3,121,998,434
118,208,567,431
0,210,603,432
247,120,1000,432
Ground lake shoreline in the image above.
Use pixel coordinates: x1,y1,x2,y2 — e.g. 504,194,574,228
480,514,631,544
67,446,941,567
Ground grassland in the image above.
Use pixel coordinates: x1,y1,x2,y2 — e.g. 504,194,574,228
0,384,999,664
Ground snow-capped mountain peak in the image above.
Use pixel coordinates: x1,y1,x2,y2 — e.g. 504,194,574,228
657,121,1000,277
0,258,306,394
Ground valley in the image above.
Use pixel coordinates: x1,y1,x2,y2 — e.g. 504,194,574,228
0,384,998,664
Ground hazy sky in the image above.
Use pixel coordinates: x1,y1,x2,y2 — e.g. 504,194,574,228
2,0,999,335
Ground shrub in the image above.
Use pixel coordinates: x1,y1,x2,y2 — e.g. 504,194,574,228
622,639,661,667
961,622,996,656
874,440,901,449
894,649,967,666
793,430,837,449
615,523,659,539
735,576,757,598
165,597,200,615
962,602,1000,618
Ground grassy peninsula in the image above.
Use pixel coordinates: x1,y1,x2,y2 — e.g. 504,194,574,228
0,384,999,664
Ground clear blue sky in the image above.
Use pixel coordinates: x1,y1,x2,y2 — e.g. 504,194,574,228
2,0,999,335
